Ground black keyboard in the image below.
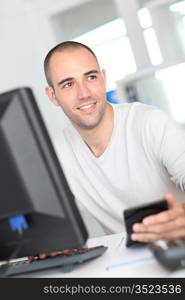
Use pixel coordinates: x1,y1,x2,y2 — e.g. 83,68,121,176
0,245,108,277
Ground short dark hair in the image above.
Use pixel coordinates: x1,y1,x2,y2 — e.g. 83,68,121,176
44,41,99,87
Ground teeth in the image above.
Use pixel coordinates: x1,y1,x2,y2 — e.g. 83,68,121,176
79,104,94,110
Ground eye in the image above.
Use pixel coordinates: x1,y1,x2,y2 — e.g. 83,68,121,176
87,75,97,81
62,82,73,89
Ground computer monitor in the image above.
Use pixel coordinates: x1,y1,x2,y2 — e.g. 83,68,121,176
0,87,88,260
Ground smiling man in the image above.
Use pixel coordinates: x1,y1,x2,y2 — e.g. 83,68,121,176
45,43,113,158
44,41,185,243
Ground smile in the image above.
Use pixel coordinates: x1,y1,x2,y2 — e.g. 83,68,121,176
77,101,97,112
79,103,94,110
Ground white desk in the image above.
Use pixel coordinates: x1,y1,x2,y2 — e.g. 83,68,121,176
20,233,185,278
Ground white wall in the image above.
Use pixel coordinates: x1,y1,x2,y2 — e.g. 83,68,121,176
0,0,83,140
51,0,118,42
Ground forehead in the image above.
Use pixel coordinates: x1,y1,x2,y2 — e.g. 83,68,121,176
49,47,99,81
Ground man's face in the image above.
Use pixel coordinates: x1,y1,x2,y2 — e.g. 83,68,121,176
45,47,107,130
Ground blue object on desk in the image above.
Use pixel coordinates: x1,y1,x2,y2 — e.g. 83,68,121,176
106,90,119,104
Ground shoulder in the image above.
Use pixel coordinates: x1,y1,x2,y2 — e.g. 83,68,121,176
112,101,168,126
128,102,175,134
114,102,180,146
124,103,185,149
112,101,159,116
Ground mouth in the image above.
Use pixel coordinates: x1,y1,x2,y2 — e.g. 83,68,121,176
76,101,97,113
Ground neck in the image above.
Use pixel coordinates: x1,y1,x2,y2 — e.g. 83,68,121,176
75,103,114,157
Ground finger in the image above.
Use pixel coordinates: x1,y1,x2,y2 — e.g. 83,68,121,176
142,204,185,225
162,227,185,240
142,194,182,226
131,232,160,243
133,215,185,234
164,193,180,209
132,226,185,243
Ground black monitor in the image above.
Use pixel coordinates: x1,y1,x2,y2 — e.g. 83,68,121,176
0,87,88,260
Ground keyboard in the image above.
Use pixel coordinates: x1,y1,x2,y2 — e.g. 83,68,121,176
0,245,108,277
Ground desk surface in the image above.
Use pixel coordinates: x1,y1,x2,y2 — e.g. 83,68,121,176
19,233,185,278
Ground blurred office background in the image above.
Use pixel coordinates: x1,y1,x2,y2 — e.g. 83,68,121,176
1,0,185,145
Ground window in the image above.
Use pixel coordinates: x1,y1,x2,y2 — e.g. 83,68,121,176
138,8,163,66
170,0,185,14
155,62,185,123
73,18,137,91
170,0,185,54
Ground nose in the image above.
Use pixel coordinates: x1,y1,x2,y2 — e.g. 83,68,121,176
77,82,91,100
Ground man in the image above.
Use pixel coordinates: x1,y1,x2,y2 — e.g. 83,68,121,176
44,41,185,243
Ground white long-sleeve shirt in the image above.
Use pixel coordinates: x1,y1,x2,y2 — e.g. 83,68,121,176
54,102,185,236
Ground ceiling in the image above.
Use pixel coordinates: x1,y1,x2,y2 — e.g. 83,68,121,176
0,0,180,13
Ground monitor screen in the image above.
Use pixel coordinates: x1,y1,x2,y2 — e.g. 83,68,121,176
0,87,88,260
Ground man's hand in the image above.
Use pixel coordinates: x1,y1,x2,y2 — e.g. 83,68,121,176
131,194,185,243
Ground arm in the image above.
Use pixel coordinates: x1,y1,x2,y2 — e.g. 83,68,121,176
132,109,185,242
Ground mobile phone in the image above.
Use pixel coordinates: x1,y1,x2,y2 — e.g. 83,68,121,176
123,199,168,247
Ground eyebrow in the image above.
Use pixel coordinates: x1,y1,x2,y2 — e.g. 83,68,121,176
84,69,99,76
57,69,99,86
57,77,73,86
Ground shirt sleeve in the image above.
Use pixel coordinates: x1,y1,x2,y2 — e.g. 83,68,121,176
148,108,185,191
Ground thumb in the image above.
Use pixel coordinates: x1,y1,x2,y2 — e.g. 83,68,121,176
164,193,178,209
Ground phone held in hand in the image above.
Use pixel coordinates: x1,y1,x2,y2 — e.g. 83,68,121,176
123,199,168,247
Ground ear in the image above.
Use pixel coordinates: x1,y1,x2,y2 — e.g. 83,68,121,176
45,86,60,107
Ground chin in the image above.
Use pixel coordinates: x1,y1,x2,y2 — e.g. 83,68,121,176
73,106,106,130
82,117,104,129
